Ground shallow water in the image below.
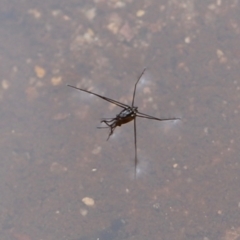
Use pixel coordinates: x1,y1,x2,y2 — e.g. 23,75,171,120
1,1,240,239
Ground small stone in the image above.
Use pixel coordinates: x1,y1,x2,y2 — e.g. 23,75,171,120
34,65,46,78
136,10,145,17
50,162,68,173
85,8,96,21
28,9,41,18
92,146,102,155
173,163,178,168
2,79,10,90
82,197,95,206
80,208,88,216
51,76,62,86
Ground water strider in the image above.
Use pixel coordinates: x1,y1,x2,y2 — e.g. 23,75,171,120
68,68,180,177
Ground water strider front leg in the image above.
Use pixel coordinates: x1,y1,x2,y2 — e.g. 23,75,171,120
100,119,117,140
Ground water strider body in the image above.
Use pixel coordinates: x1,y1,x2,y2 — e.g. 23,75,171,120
68,68,180,177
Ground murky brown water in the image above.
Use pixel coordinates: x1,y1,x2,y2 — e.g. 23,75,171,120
1,0,240,239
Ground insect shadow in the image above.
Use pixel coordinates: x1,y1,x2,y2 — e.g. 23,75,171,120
67,68,180,178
